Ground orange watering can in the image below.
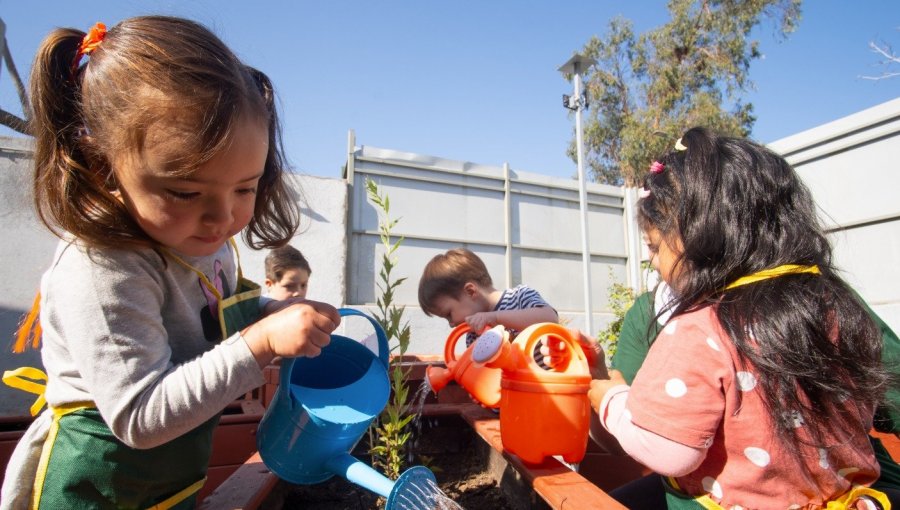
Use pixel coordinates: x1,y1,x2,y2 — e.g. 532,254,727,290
425,323,504,409
471,323,591,465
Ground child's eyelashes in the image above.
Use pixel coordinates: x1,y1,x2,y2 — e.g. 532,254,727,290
165,189,200,201
165,188,257,201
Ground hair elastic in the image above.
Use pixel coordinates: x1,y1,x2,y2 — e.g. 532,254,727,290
71,22,107,76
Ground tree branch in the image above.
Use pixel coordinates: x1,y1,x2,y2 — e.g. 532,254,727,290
0,108,29,134
2,37,30,122
860,41,900,80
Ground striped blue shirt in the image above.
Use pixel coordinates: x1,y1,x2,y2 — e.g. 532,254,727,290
465,284,552,346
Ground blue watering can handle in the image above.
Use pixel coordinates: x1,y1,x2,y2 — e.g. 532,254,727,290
277,308,392,389
338,308,390,369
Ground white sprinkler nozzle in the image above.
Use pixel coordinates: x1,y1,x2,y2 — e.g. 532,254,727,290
471,325,505,364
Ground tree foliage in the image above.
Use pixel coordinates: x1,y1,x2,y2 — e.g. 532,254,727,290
569,0,801,186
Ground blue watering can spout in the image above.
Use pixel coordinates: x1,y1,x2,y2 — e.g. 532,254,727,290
257,308,439,509
325,453,438,509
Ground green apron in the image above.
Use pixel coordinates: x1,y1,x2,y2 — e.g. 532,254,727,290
4,240,261,510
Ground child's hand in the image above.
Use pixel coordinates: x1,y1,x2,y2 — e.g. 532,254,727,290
588,370,627,413
465,311,497,334
262,296,308,316
242,300,341,367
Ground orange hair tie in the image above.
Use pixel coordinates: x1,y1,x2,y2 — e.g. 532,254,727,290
13,292,42,353
71,22,107,76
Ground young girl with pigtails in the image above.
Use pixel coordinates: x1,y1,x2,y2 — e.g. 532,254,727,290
1,16,341,509
588,127,894,509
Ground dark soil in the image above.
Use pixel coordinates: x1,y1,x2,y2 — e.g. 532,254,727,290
278,415,514,510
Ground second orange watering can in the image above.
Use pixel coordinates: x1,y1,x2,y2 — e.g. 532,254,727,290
425,323,504,409
472,323,592,465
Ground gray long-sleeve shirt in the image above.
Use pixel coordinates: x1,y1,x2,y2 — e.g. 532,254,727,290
2,239,264,508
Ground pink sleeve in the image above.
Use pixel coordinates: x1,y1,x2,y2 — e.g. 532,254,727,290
627,314,733,449
600,386,707,476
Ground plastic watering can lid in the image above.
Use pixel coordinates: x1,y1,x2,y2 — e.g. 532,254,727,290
471,326,506,364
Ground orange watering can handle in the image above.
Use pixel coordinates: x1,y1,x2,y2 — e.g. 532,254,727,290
514,323,590,375
443,323,472,363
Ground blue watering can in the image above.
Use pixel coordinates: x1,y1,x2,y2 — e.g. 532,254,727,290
257,308,438,509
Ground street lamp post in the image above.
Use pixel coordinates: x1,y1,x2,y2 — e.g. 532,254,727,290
559,53,596,336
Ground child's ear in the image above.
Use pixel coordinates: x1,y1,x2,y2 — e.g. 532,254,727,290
463,282,479,298
264,278,274,289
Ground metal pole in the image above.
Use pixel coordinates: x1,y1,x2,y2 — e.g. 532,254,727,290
573,64,593,335
503,162,513,289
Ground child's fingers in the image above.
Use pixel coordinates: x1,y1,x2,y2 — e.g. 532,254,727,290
302,343,323,358
305,300,341,332
607,369,626,385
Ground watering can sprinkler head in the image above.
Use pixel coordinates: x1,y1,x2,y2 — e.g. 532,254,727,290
472,325,519,372
386,466,440,509
471,325,507,364
325,453,438,509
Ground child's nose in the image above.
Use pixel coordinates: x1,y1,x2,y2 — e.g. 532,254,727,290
203,198,233,226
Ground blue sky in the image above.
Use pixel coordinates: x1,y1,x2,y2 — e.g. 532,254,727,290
1,1,898,180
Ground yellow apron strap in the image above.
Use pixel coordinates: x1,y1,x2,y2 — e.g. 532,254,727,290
162,239,249,338
668,476,891,510
725,264,821,290
145,477,207,510
229,238,245,282
3,367,48,416
826,485,892,510
161,250,223,301
31,401,97,510
667,476,725,509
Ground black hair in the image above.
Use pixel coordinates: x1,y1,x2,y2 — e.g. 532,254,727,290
638,126,887,455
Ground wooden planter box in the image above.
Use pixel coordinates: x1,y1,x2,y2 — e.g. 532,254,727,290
200,400,641,510
200,356,645,509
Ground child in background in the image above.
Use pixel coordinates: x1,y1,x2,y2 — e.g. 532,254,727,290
588,127,891,508
418,248,558,365
265,244,312,300
1,17,340,509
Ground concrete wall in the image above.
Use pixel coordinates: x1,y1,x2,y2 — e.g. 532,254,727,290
768,97,900,333
342,140,637,354
0,137,53,417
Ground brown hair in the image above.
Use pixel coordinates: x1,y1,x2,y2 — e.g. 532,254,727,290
29,15,299,251
265,245,311,281
418,248,493,315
